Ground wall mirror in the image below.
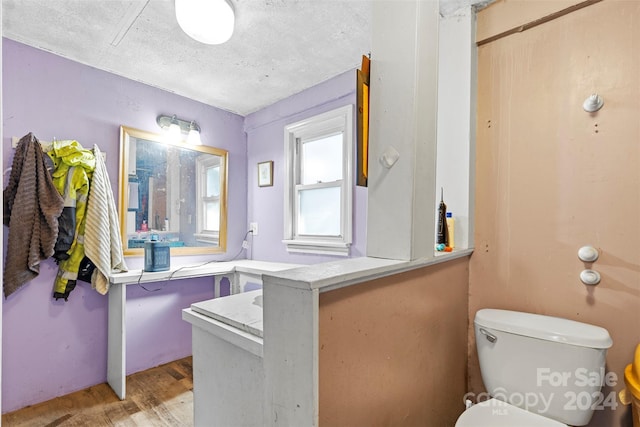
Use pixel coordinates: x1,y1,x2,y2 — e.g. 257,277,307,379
119,126,228,256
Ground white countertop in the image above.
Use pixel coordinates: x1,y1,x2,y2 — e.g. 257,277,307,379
183,251,473,338
191,290,264,337
262,249,473,293
109,259,301,285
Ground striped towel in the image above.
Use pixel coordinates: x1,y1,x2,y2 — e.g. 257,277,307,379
84,145,127,294
3,133,64,296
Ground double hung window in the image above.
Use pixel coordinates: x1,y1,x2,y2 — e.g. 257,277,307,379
283,105,353,255
195,156,221,244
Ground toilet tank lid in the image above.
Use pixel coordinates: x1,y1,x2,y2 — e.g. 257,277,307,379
475,309,613,349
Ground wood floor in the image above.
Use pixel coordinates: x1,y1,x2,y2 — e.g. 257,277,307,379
2,357,193,427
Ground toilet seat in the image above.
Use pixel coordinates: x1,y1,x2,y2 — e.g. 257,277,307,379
455,398,567,427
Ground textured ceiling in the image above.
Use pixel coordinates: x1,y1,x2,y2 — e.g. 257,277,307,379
2,0,484,116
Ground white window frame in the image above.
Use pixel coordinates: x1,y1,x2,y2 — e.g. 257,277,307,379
195,156,221,245
283,105,353,256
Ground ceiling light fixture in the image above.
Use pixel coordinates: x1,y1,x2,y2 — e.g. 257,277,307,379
175,0,235,45
157,114,202,144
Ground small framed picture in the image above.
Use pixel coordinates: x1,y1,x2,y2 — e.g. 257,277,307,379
258,160,273,187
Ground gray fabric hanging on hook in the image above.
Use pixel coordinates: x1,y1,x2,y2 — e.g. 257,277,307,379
3,133,64,297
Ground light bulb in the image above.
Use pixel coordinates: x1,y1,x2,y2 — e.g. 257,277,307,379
187,128,201,145
168,117,182,141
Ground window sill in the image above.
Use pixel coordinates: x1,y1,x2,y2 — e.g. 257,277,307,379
283,240,350,257
195,233,219,245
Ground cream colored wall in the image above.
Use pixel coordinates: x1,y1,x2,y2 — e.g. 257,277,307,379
318,257,469,426
470,1,640,426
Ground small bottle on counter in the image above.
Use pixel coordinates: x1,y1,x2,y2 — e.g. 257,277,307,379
436,188,448,245
446,212,455,249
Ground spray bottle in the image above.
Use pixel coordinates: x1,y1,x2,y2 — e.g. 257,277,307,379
436,188,449,246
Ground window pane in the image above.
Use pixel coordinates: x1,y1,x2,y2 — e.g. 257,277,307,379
206,166,220,197
204,200,220,231
298,187,340,236
302,134,342,184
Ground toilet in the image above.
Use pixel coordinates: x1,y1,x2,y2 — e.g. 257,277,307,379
456,309,613,426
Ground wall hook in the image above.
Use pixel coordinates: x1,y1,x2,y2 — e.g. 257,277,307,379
583,94,604,113
379,146,400,169
578,245,599,263
580,269,601,285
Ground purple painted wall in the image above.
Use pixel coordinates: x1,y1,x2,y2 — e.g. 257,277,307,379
2,38,368,413
1,39,247,413
244,69,367,264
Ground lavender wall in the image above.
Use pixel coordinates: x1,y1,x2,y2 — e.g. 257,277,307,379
244,69,367,264
1,38,368,413
1,39,247,412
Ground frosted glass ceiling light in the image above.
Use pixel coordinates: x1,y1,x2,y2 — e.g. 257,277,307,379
175,0,235,45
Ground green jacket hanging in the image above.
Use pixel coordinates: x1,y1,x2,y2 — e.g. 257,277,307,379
48,140,96,301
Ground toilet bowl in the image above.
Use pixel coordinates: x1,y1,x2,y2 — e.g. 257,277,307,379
455,398,566,426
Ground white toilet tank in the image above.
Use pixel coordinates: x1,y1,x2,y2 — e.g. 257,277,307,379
475,309,613,426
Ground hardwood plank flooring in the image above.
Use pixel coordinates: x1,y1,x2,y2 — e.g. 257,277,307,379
2,357,193,427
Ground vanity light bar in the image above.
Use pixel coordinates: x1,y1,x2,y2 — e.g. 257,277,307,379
156,114,202,144
156,114,201,134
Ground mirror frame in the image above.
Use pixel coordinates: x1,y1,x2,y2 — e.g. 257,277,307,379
118,125,228,256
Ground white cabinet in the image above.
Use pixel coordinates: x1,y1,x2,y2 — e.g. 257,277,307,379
183,290,265,427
